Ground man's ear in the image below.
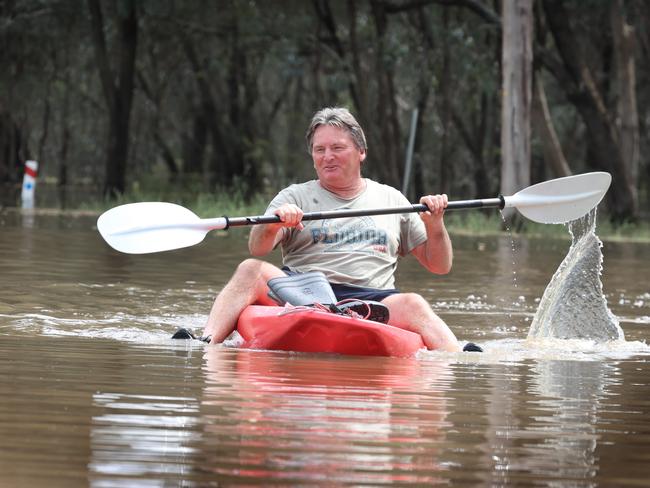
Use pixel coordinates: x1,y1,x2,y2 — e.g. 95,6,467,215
360,149,367,163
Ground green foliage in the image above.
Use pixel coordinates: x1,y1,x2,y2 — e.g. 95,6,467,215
444,209,650,242
78,176,268,218
444,211,505,235
594,219,650,243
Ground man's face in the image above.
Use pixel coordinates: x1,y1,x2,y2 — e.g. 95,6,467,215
311,125,366,188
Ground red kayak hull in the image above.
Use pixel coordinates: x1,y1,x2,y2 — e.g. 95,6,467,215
236,305,425,358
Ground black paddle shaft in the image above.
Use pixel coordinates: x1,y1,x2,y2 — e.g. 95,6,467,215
223,196,505,228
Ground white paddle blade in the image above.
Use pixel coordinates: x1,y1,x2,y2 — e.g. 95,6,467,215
97,202,226,254
504,172,611,224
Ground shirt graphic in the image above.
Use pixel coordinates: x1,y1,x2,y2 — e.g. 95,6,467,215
310,216,388,255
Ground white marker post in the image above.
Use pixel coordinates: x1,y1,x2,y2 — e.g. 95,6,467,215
21,160,38,209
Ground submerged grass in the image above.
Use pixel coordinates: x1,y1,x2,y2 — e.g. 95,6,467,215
77,183,269,218
59,182,650,243
444,211,650,242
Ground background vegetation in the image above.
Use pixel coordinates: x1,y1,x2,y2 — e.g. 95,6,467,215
1,0,648,226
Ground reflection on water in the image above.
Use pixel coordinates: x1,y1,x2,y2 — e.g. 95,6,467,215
198,351,453,484
529,360,613,481
90,392,201,479
473,358,615,486
1,210,650,486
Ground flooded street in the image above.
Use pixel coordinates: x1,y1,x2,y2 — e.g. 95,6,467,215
1,209,650,486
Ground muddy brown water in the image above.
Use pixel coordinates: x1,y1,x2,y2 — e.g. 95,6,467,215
1,209,650,486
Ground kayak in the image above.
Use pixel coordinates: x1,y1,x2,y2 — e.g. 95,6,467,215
236,305,425,358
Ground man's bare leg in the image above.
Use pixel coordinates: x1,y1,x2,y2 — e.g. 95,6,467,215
203,259,286,342
381,293,461,352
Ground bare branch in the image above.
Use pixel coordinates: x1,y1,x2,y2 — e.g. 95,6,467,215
87,0,116,109
382,0,501,26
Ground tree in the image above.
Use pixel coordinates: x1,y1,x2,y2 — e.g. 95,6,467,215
2,0,648,219
532,75,572,179
541,0,638,222
611,0,639,183
87,0,138,197
500,0,533,222
0,108,29,186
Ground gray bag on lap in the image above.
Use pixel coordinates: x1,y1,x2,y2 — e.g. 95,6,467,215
267,271,337,306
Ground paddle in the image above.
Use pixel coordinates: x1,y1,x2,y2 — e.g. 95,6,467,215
97,172,611,254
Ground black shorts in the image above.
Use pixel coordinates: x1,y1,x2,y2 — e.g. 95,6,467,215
282,267,400,302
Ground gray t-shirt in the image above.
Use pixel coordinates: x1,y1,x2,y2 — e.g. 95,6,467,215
266,179,427,289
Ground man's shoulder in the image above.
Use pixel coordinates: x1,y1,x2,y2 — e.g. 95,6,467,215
270,180,320,207
280,180,320,195
366,179,398,191
366,179,408,201
281,179,319,193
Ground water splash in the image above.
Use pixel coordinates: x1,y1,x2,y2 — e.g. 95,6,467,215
527,209,623,341
498,210,520,325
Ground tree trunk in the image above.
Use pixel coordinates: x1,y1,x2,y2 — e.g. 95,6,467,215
611,0,639,182
179,32,230,188
410,6,436,200
182,110,206,176
87,0,138,198
137,65,179,181
532,75,572,178
439,7,452,195
501,0,533,221
58,69,71,209
347,0,369,124
370,0,401,188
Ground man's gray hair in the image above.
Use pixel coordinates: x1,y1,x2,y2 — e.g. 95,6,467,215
305,107,367,154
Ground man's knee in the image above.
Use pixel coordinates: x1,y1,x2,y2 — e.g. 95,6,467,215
382,292,433,318
231,259,284,286
393,292,429,310
233,258,266,278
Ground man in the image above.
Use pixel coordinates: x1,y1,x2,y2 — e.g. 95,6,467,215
202,107,462,352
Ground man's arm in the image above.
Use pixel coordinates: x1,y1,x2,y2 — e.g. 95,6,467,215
409,194,453,274
248,203,304,256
